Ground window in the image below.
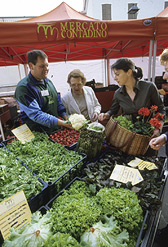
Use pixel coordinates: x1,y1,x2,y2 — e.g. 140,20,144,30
165,1,168,8
128,3,138,19
102,4,111,20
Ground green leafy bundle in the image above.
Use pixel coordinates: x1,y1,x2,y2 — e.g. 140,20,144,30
6,132,83,183
113,116,134,131
50,180,102,240
44,232,82,247
76,129,105,160
0,147,43,202
96,187,143,232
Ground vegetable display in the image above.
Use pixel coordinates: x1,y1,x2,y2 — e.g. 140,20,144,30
0,147,43,202
82,149,164,214
6,132,83,183
49,179,143,247
49,128,80,146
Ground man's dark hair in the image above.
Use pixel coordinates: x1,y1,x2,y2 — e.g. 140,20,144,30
27,50,48,65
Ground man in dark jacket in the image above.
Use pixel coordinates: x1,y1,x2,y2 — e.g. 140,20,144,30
149,47,168,247
15,50,71,133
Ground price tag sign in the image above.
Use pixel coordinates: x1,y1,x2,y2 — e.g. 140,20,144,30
128,157,158,170
11,124,35,144
110,164,143,186
0,190,32,240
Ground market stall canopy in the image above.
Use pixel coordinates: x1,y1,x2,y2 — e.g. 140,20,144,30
0,2,160,66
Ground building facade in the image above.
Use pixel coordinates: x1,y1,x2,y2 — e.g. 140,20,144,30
83,0,168,20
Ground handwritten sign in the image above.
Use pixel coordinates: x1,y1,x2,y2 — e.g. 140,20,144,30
0,190,32,240
128,157,158,170
110,164,143,186
11,124,35,144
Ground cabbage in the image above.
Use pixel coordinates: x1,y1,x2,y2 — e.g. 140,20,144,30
80,215,129,247
3,211,52,247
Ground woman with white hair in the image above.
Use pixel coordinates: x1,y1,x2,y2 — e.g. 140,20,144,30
62,69,101,121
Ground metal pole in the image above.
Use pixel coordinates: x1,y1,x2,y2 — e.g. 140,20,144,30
104,58,107,87
107,58,110,86
24,64,29,76
152,40,157,83
148,40,153,81
18,64,22,80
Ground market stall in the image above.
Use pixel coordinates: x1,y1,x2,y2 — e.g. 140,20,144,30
0,3,168,246
0,117,167,247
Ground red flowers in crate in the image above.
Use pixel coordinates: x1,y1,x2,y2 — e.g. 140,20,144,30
134,105,164,136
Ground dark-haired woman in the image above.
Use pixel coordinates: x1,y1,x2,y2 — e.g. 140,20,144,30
98,58,165,137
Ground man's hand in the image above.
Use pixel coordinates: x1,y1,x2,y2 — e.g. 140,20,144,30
57,119,73,129
149,134,166,150
158,89,166,95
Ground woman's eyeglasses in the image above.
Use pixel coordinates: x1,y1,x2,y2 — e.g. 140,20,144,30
70,83,83,88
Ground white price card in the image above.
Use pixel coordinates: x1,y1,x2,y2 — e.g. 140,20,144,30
128,157,158,170
110,164,143,186
11,124,35,144
0,190,32,240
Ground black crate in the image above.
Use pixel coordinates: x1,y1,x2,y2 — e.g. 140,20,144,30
28,182,49,213
46,153,87,199
0,144,49,213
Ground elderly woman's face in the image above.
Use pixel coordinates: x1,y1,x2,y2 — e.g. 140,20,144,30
70,77,83,95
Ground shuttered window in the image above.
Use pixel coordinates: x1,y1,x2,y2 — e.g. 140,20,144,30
165,1,168,8
102,4,111,20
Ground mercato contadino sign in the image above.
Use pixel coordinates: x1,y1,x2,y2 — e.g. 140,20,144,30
36,21,108,41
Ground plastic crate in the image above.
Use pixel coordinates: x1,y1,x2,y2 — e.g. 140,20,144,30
0,144,49,213
28,183,49,213
46,153,87,199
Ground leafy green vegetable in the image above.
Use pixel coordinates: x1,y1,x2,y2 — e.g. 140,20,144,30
76,129,105,160
82,149,164,214
49,179,143,247
113,116,134,131
50,180,102,240
80,215,129,247
44,232,82,247
6,132,83,183
96,187,143,232
0,147,43,202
